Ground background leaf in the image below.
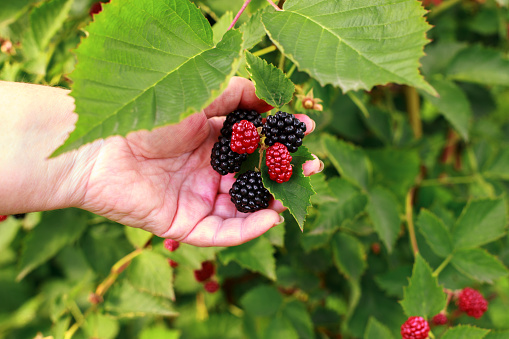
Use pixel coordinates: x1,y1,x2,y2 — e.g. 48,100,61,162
55,0,243,155
400,254,446,318
441,325,490,339
127,251,174,300
364,317,395,339
451,248,509,284
366,187,401,252
262,0,435,94
245,51,295,108
417,209,453,258
332,232,367,281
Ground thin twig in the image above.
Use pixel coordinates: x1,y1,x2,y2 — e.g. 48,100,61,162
266,0,282,11
405,188,419,256
228,0,252,30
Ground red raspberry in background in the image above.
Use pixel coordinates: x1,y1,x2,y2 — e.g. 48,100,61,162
432,313,447,325
204,280,220,293
194,261,215,282
266,143,293,183
164,239,180,252
231,120,260,154
400,316,430,339
89,0,110,16
0,215,7,222
168,259,179,268
422,0,442,6
458,287,488,319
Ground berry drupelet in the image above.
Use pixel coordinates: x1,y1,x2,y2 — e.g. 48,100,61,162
400,316,430,339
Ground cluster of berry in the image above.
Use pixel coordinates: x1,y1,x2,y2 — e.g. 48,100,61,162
210,109,306,212
401,287,488,338
164,239,219,293
0,214,26,222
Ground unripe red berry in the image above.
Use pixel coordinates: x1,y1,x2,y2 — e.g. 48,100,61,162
458,287,488,319
231,120,260,154
400,316,430,339
371,242,381,255
204,280,220,293
0,215,7,222
432,313,447,325
164,239,180,252
266,143,293,183
194,261,215,282
168,259,178,268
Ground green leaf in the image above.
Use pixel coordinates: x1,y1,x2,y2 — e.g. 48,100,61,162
417,209,453,258
105,280,177,317
265,316,299,339
261,146,315,230
212,12,233,45
127,251,174,300
23,0,72,59
54,0,243,156
451,248,509,284
446,45,509,86
375,265,412,299
83,313,120,339
366,187,401,252
140,326,180,339
124,227,153,249
322,134,371,190
364,317,395,339
452,198,507,250
17,209,88,281
400,254,446,318
420,78,471,141
162,242,219,270
240,285,282,316
0,218,20,252
0,0,30,28
245,51,295,108
332,232,366,281
485,331,509,339
219,236,276,280
281,301,314,339
262,0,435,94
240,9,267,50
441,325,490,339
483,148,509,180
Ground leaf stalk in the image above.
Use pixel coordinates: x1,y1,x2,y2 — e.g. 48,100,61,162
228,0,252,30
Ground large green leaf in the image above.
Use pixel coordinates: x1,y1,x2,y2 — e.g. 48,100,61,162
364,317,395,339
322,134,371,190
262,0,435,94
400,254,446,318
127,251,174,300
0,0,31,28
420,78,472,141
218,236,276,280
240,285,282,316
484,148,509,180
332,232,366,281
54,0,243,156
446,45,509,86
245,51,295,108
261,146,315,230
17,209,88,281
441,325,490,339
417,209,453,258
451,248,509,284
212,11,233,45
240,8,268,50
281,301,314,339
366,187,401,252
452,198,507,250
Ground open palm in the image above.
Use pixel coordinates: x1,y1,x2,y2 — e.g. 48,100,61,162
79,78,319,246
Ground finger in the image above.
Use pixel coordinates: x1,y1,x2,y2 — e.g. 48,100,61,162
293,114,315,135
204,77,273,118
303,155,323,176
219,173,237,194
181,209,281,247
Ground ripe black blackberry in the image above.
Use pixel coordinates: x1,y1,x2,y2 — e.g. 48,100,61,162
263,111,306,153
210,137,247,175
229,171,272,213
220,109,262,138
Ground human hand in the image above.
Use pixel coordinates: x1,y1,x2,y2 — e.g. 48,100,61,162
77,77,321,246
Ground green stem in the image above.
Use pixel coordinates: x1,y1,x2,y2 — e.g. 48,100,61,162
406,188,419,257
433,254,453,277
405,86,422,139
286,63,297,78
278,53,285,70
252,45,276,57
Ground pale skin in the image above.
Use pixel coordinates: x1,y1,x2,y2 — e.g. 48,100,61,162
0,77,322,247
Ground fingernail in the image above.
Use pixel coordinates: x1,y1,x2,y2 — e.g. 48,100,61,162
317,160,324,173
275,215,285,226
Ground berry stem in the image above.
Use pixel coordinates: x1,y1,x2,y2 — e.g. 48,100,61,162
405,86,422,139
432,254,453,277
252,45,277,57
286,63,297,78
266,0,282,11
405,188,419,256
228,0,252,30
